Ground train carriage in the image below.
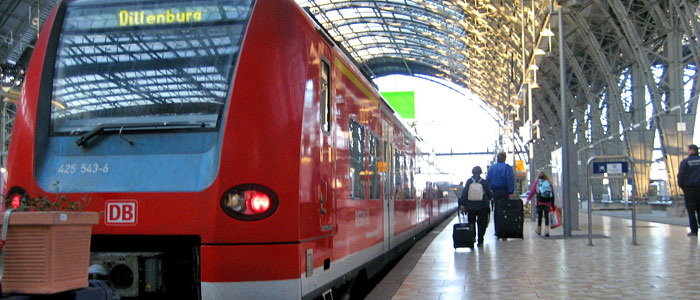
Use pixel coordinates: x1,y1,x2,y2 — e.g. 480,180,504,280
3,0,457,299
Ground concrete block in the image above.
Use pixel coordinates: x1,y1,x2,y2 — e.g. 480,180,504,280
666,204,687,217
636,204,652,214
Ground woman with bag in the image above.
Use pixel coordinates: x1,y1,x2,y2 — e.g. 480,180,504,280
526,171,555,237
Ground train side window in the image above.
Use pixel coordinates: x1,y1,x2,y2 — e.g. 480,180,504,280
410,158,415,200
349,119,366,200
320,59,331,134
359,124,366,199
394,149,402,201
369,132,380,200
403,155,409,199
349,120,358,199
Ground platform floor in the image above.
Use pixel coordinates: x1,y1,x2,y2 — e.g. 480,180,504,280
387,213,699,300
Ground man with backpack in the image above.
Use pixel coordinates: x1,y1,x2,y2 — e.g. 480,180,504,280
459,166,493,246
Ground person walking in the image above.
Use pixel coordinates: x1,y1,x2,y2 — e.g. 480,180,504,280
526,171,555,237
459,166,493,246
455,181,465,200
486,152,515,235
677,144,700,236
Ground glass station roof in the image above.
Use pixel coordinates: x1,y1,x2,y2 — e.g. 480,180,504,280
295,0,552,115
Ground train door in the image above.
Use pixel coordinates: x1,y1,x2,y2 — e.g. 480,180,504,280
381,119,393,253
319,55,334,232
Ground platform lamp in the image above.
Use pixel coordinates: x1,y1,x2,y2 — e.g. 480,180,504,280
541,27,555,52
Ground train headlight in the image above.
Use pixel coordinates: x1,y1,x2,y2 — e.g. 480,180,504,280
220,184,278,221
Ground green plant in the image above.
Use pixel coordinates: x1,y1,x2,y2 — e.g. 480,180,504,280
8,195,88,212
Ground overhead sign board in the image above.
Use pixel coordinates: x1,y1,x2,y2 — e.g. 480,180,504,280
592,161,629,174
381,91,415,119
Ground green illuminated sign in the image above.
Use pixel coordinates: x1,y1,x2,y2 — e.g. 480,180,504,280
381,91,415,119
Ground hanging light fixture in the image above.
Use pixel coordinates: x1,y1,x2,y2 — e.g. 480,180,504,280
530,73,539,88
541,22,555,53
541,28,555,37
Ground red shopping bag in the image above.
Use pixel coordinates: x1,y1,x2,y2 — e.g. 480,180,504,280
550,205,562,229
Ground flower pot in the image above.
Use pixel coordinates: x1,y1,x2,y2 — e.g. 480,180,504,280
0,211,99,295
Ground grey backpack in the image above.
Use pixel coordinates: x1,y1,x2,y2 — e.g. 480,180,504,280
467,178,484,201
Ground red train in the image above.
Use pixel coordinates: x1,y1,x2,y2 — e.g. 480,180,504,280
4,0,457,299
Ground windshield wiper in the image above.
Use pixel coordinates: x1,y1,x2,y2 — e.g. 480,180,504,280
75,122,206,147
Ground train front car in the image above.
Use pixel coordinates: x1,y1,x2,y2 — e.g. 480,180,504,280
4,0,321,299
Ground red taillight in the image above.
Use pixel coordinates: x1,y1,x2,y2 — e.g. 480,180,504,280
5,188,28,210
250,192,270,213
11,194,21,209
221,184,278,221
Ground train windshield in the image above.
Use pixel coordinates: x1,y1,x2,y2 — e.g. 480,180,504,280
50,0,254,134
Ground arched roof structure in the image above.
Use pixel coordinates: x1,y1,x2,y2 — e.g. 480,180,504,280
296,0,542,116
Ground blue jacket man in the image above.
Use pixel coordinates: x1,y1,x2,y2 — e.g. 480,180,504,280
487,152,515,237
486,152,515,199
677,144,700,236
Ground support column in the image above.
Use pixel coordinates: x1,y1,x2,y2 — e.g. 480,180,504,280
590,115,607,202
659,21,692,201
626,65,655,212
528,86,536,221
557,7,572,237
606,95,625,203
576,113,589,204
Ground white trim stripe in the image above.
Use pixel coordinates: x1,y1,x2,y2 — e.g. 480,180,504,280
202,279,301,300
300,220,431,295
300,242,383,294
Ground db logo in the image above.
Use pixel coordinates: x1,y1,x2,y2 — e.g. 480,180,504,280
105,200,138,225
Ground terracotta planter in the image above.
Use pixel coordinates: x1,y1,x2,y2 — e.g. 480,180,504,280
0,211,99,295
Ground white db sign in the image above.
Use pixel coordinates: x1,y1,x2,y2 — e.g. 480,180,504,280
105,200,138,225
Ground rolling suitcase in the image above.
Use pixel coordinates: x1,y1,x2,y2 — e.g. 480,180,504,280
453,209,475,248
495,199,524,239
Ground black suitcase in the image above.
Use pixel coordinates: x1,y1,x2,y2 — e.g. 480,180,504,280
495,199,524,239
453,210,475,248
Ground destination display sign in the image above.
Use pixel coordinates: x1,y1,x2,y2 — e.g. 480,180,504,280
119,9,203,27
60,0,252,31
592,161,629,174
